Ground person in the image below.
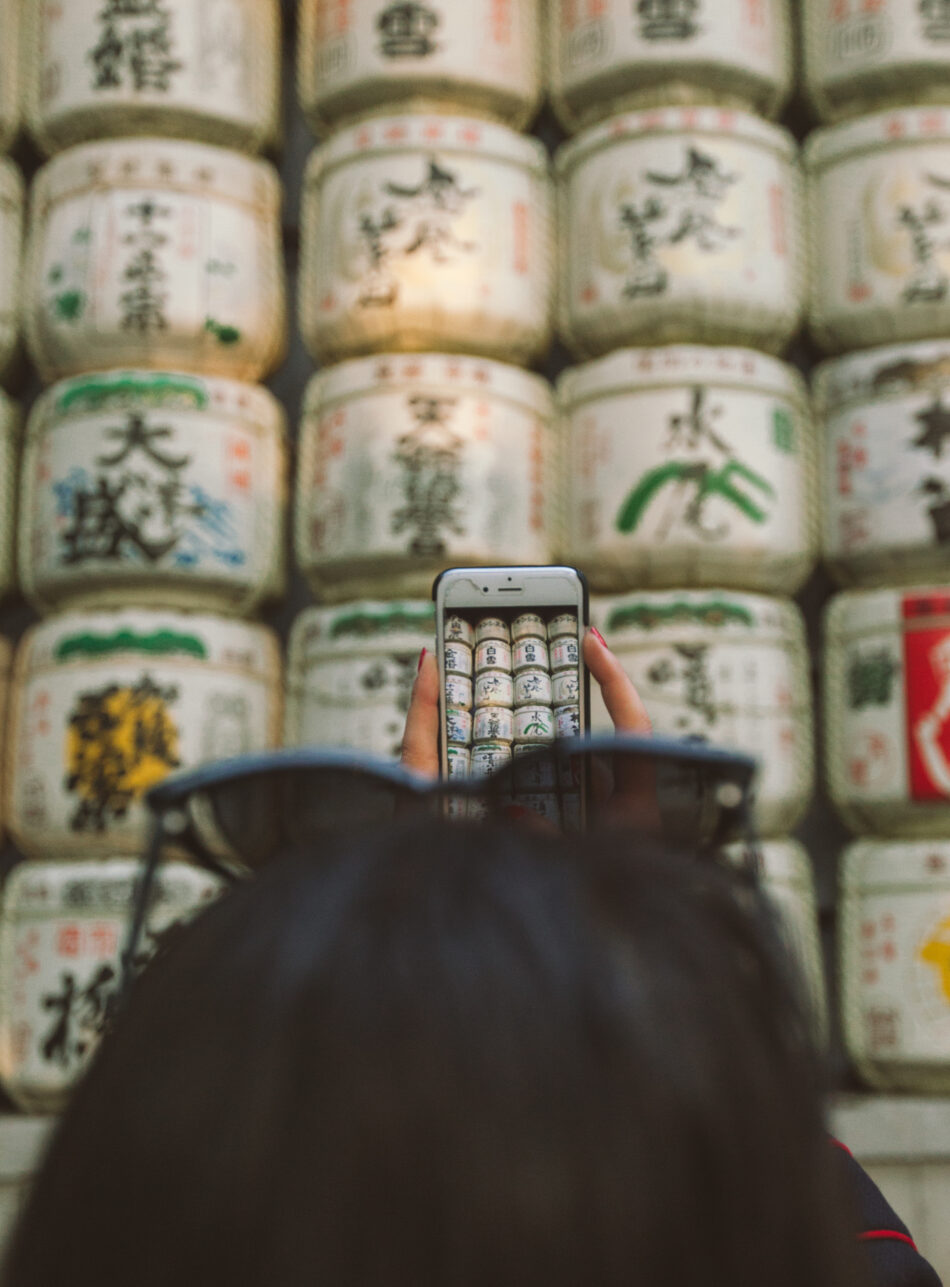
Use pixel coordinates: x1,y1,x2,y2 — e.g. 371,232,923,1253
1,631,939,1287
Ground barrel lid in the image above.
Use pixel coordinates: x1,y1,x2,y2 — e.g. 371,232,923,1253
558,345,807,408
595,589,806,644
19,609,280,678
805,108,950,173
557,106,797,177
288,601,436,663
0,156,23,205
824,586,950,640
305,353,554,420
841,838,950,891
305,113,549,186
29,370,285,440
1,857,221,914
32,138,281,211
813,340,950,411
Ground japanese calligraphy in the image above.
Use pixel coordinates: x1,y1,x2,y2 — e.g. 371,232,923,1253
637,0,701,40
88,0,184,93
376,1,440,57
119,197,172,332
391,395,464,556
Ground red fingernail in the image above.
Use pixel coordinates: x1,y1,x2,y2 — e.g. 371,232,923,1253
590,627,608,648
417,647,427,674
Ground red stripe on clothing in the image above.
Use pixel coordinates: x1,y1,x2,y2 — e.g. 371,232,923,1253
859,1230,918,1251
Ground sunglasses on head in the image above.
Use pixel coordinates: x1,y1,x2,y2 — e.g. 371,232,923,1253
118,734,758,998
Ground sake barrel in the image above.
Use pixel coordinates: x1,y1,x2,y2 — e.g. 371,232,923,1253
299,113,553,365
726,838,828,1039
815,341,950,587
591,590,813,836
296,353,557,601
0,0,21,153
298,0,542,134
556,107,804,358
0,858,221,1113
24,138,287,382
821,586,950,837
0,158,23,379
804,0,950,124
25,0,280,157
6,609,282,859
840,838,950,1092
550,0,793,133
560,346,816,594
285,601,435,759
19,370,287,616
0,392,19,603
806,109,950,353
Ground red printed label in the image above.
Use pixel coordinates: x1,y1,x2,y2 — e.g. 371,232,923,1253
904,621,950,801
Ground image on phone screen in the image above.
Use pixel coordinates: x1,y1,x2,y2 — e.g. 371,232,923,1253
441,605,583,830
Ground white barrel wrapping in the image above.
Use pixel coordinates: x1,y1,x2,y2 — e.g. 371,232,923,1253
804,0,950,123
823,587,950,837
550,0,793,132
816,342,950,587
285,601,435,759
0,159,23,380
0,392,19,603
840,838,950,1092
299,113,553,366
298,0,542,133
561,345,816,594
20,370,287,616
296,353,557,600
25,0,280,156
557,107,804,358
24,138,287,382
726,838,828,1038
807,109,950,353
0,0,20,153
591,590,813,836
0,859,221,1113
6,609,282,859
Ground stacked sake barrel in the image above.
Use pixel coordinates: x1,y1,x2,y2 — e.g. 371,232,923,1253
0,1,286,1113
803,0,950,1091
289,1,556,756
550,3,825,1029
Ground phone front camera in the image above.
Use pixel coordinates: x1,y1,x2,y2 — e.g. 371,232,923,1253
483,586,489,593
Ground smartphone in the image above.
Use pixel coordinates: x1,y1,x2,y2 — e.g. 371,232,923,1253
432,565,590,827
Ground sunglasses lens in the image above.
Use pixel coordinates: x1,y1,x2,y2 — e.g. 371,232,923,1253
476,744,751,846
185,769,424,871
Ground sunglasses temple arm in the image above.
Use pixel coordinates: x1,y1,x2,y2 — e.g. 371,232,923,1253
116,813,165,1011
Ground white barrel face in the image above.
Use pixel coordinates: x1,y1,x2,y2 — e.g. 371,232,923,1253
20,371,287,615
300,115,553,366
298,0,542,132
840,840,950,1092
25,139,287,382
6,610,282,858
0,160,23,379
0,0,20,154
823,587,950,837
808,110,950,353
557,109,804,358
0,859,221,1113
0,393,18,604
285,601,436,760
550,0,793,130
591,590,814,836
804,0,950,122
27,0,281,155
817,343,950,586
562,346,816,594
296,354,556,601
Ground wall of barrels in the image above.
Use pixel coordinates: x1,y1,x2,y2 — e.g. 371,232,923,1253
0,0,950,1117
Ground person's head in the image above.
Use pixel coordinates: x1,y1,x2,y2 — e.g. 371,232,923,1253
4,822,863,1287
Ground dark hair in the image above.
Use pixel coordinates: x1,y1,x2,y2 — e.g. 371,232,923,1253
4,823,865,1287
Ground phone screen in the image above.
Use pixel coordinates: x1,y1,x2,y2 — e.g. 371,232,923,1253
439,602,584,828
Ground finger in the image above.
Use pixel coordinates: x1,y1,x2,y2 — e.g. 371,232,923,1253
583,628,652,734
400,650,441,779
